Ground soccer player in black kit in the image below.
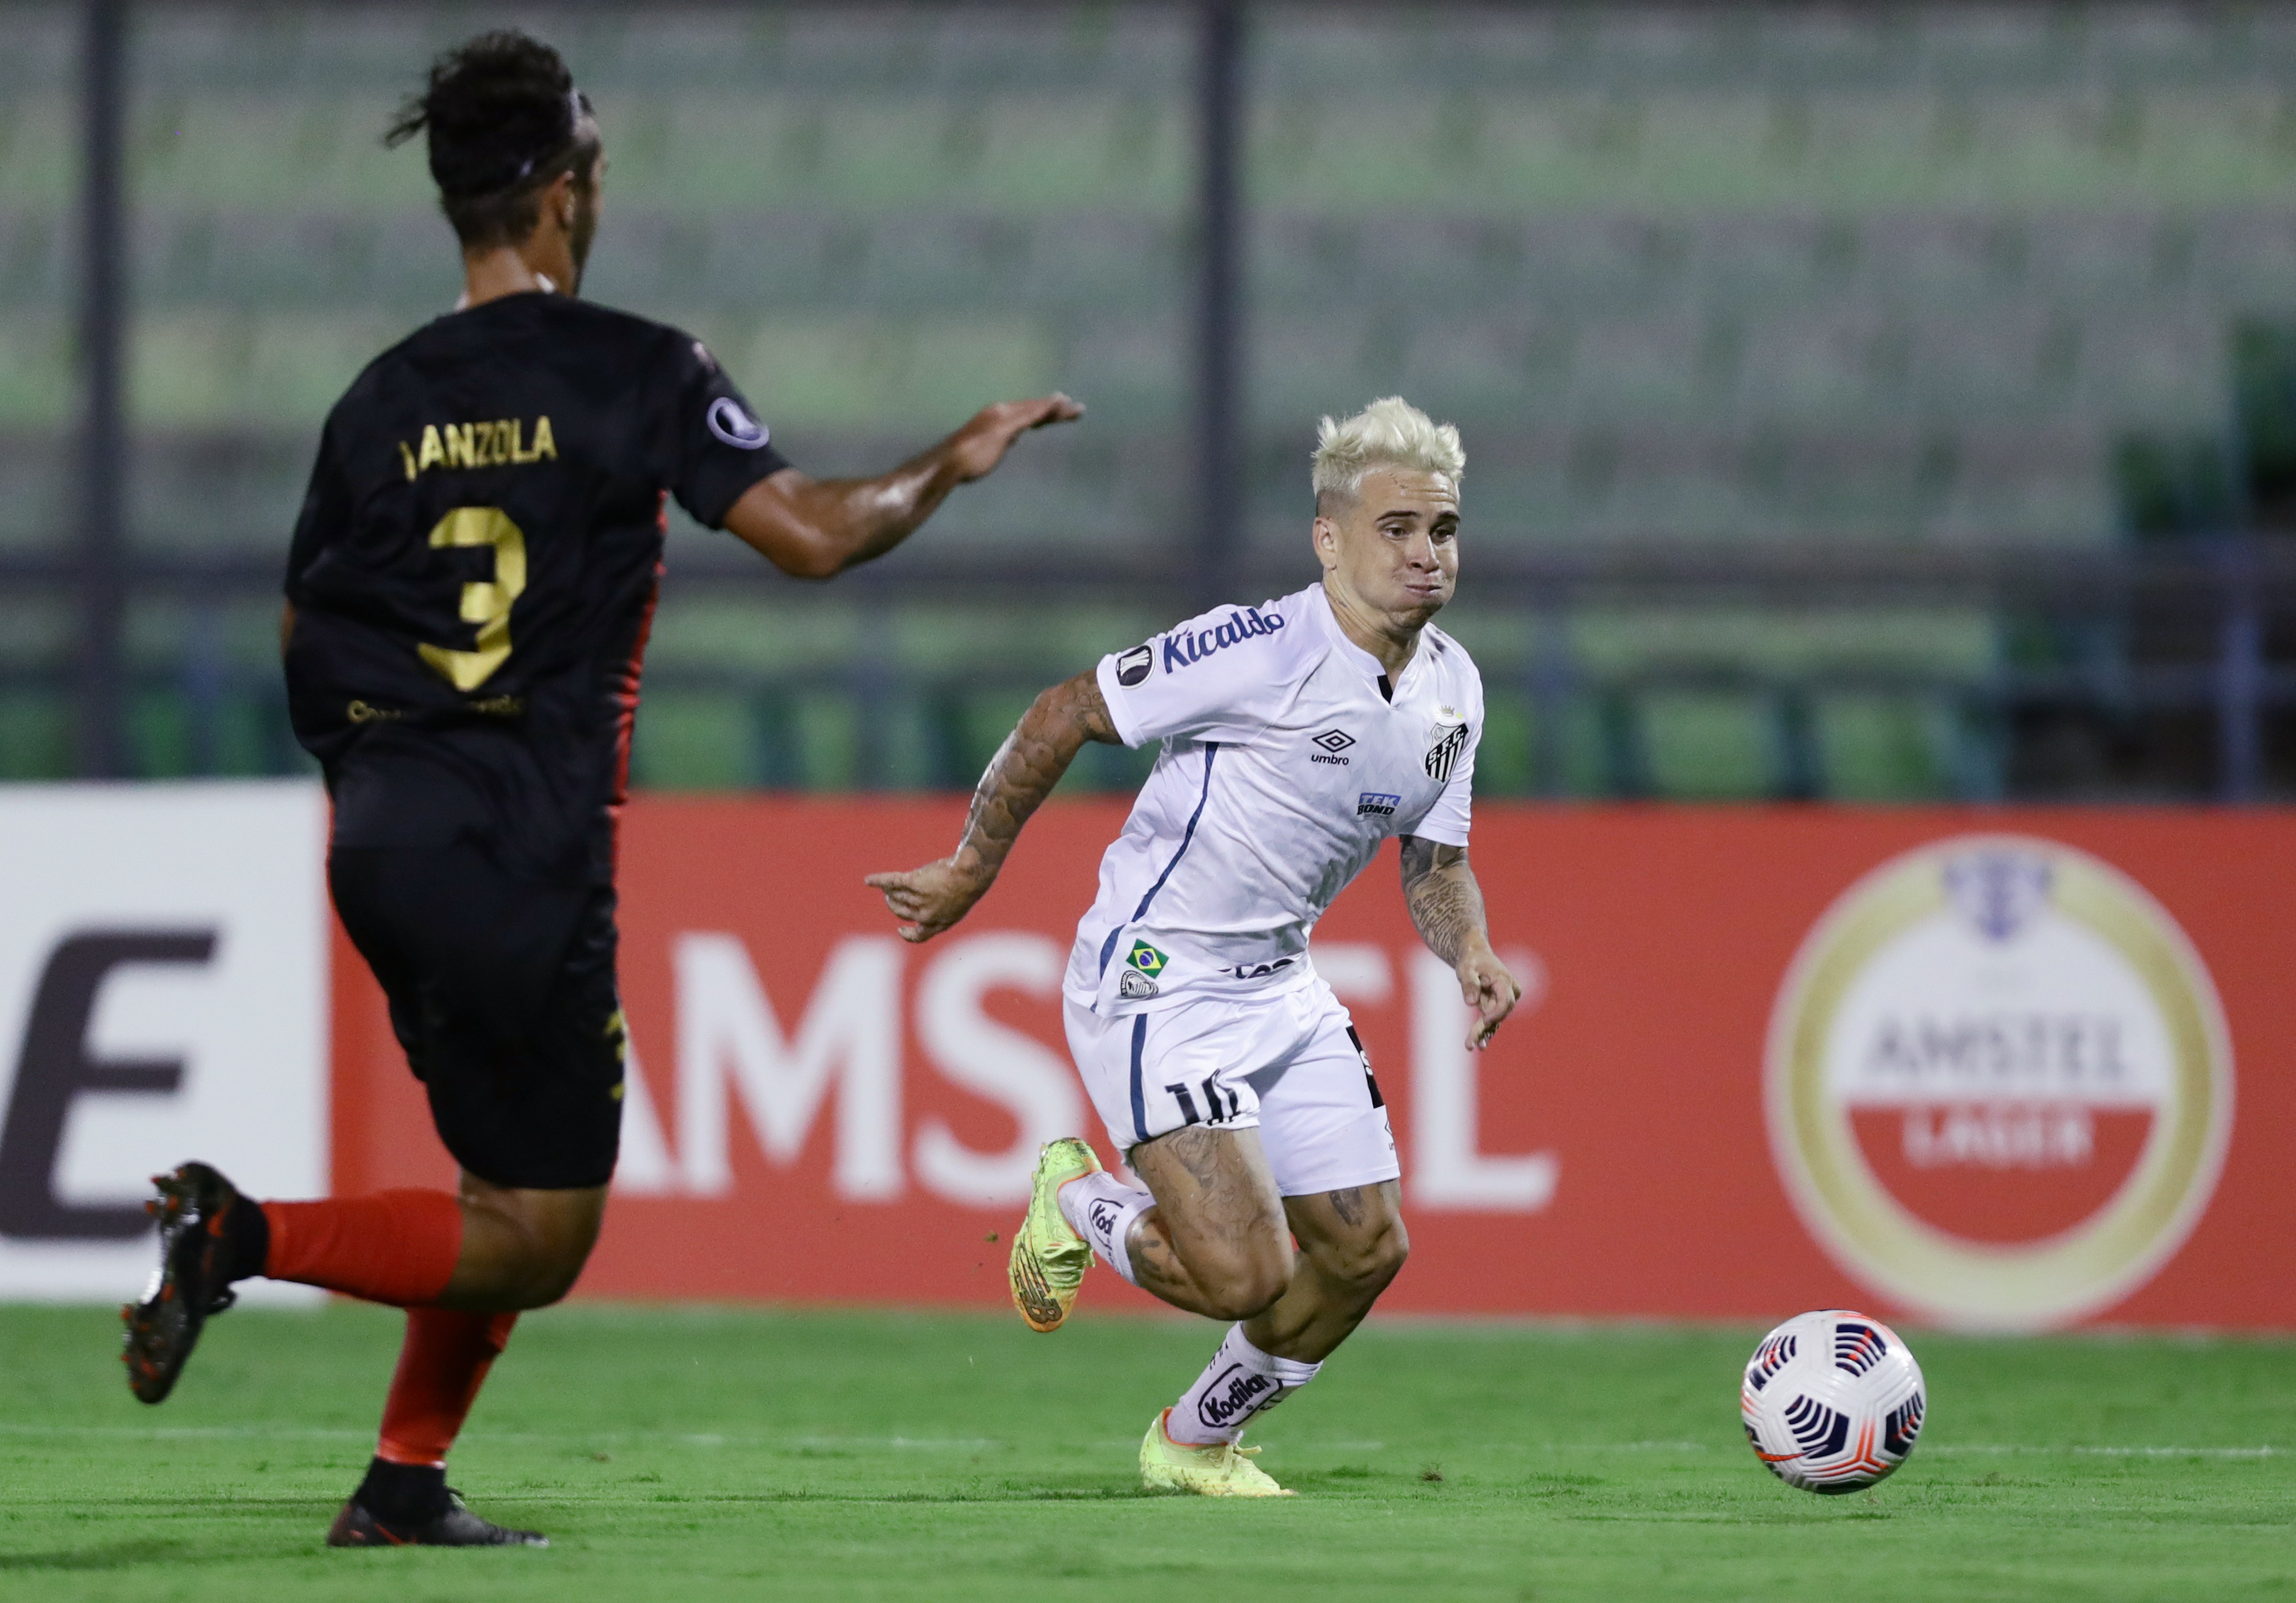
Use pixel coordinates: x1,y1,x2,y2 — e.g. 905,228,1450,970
120,32,1078,1548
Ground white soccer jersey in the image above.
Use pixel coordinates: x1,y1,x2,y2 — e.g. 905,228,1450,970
1062,582,1483,1016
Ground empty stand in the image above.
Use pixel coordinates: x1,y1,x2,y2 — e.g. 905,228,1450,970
11,3,2293,796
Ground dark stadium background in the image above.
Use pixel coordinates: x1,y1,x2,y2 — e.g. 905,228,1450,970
13,0,2296,804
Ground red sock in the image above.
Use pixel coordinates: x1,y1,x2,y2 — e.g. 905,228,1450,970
260,1190,463,1307
375,1308,519,1467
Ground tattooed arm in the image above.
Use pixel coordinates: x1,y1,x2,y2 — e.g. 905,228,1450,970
866,668,1121,942
1399,834,1521,1050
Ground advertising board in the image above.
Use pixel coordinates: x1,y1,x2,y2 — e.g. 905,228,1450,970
0,784,328,1302
328,799,2296,1330
2,784,2282,1327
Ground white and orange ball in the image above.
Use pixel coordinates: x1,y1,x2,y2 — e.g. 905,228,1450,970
1741,1310,1926,1493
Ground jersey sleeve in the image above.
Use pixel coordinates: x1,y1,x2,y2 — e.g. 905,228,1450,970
1405,727,1477,846
658,335,792,530
1094,600,1300,749
1402,660,1482,847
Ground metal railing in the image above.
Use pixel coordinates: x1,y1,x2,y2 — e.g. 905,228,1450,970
6,532,2292,800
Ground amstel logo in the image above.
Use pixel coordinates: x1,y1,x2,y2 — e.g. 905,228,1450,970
1766,836,2232,1329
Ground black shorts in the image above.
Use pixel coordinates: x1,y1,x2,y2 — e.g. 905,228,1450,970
329,842,624,1190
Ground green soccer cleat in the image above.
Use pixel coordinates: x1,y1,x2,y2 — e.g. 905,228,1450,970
1008,1138,1101,1333
1139,1409,1295,1497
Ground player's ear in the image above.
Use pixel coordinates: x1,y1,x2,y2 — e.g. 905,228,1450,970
1311,515,1340,570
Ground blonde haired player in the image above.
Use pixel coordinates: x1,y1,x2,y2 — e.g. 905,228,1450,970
869,397,1519,1495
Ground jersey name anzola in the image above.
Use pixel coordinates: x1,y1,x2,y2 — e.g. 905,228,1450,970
1063,583,1483,1015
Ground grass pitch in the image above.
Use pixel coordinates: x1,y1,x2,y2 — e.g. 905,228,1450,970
1,1303,2289,1601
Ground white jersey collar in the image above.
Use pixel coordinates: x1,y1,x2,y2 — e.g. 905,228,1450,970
1307,581,1426,695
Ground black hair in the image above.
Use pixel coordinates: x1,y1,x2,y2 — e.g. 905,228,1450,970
384,30,600,251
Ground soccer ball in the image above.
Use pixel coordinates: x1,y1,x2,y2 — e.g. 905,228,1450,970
1740,1310,1925,1493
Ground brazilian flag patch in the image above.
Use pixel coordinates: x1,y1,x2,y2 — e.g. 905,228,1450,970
1128,941,1168,976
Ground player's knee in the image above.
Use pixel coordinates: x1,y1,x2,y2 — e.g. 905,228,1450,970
519,1274,577,1310
499,1216,601,1308
1199,1243,1293,1321
513,1241,592,1308
1201,1284,1285,1322
1323,1219,1410,1297
1363,1224,1411,1291
479,1186,606,1308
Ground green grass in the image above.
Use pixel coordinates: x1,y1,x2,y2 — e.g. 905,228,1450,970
2,1304,2291,1601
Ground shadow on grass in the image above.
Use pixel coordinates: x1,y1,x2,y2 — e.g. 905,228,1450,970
632,1483,1163,1505
0,1539,186,1571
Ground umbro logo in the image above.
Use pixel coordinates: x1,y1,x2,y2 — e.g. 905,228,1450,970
1310,729,1354,766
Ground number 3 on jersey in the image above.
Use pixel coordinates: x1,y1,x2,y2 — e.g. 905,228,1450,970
417,507,526,691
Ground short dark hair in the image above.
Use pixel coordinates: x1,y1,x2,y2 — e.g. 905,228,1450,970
384,30,600,251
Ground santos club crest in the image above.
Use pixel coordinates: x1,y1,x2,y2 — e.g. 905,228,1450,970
1424,709,1469,783
1766,836,2232,1329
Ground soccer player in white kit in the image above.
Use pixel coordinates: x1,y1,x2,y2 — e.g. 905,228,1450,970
868,398,1520,1495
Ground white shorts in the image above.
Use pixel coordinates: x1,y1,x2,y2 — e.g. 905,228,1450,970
1063,979,1400,1199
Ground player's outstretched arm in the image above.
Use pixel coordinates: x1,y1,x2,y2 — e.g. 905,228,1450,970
722,393,1082,579
866,668,1120,943
1399,834,1521,1050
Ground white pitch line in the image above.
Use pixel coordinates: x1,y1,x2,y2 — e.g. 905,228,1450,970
0,1422,1005,1452
0,1422,2276,1461
0,1422,370,1442
1925,1443,2281,1460
785,1437,1003,1451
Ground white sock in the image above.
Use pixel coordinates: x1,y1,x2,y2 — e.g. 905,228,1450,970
1056,1170,1152,1287
1166,1324,1322,1445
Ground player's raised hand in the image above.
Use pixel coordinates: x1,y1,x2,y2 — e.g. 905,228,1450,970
1456,948,1522,1051
946,393,1084,482
864,857,994,943
723,393,1084,578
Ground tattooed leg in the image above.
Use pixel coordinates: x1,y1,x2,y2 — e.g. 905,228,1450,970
1241,1182,1410,1364
1124,1126,1294,1321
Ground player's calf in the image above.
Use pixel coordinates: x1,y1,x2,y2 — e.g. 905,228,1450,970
1134,1228,1292,1323
1144,1184,1408,1495
1242,1182,1411,1364
123,1160,606,1410
1301,1189,1411,1303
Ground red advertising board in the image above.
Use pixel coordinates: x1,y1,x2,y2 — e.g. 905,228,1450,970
333,801,2296,1330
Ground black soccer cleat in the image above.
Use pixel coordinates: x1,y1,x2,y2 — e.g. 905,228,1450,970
121,1162,245,1405
326,1489,549,1548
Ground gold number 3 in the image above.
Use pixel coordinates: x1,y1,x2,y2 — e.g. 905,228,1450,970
417,507,527,692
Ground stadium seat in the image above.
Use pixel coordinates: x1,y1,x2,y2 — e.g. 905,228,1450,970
54,3,2292,795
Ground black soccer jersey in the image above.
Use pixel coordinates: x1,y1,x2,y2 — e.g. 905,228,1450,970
284,291,788,882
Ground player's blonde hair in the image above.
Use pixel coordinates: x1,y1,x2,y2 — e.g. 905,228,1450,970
1310,396,1464,508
